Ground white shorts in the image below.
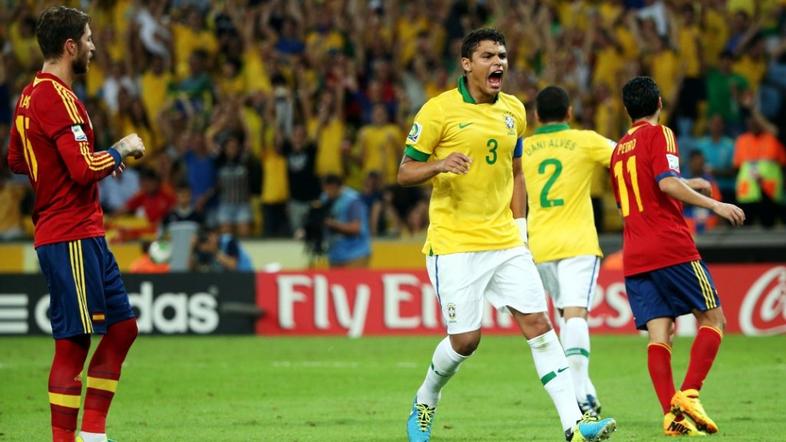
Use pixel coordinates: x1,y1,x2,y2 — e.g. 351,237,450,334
536,255,600,311
426,246,548,335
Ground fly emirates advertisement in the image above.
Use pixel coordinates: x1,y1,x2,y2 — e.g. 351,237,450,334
256,264,786,337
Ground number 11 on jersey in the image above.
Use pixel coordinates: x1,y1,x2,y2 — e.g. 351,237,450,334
614,156,643,217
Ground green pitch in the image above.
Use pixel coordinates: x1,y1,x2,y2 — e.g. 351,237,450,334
1,335,784,441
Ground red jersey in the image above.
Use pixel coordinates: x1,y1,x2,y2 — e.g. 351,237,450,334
125,188,176,224
610,120,700,276
6,72,121,247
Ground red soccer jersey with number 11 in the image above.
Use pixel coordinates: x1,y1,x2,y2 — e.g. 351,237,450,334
610,120,700,276
7,72,120,247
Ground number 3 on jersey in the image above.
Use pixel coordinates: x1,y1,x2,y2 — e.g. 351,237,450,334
485,138,498,165
538,158,564,208
614,156,643,217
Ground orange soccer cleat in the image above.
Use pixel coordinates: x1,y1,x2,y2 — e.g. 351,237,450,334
663,411,707,437
670,389,718,434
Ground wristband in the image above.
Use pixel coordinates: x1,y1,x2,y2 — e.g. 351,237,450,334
107,147,122,168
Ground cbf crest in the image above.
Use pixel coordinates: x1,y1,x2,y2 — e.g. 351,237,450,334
447,303,457,321
504,113,515,135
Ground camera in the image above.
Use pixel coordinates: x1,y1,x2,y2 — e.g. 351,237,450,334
302,199,334,256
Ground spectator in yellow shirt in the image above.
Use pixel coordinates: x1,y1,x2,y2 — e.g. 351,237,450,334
172,8,218,79
0,173,26,240
355,104,403,185
315,89,346,178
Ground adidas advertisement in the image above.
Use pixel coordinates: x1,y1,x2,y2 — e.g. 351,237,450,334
0,274,257,335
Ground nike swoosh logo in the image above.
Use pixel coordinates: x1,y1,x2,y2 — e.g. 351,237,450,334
458,122,473,129
557,367,569,373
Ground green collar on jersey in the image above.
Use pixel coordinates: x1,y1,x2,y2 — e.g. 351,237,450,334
457,76,499,104
534,123,570,134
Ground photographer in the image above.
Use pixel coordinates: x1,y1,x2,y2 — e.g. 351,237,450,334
317,174,372,267
191,228,253,272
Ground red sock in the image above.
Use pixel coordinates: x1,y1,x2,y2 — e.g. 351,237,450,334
647,342,675,414
82,319,138,434
681,326,723,391
50,336,91,442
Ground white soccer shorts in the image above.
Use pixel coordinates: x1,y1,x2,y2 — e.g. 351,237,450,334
425,246,548,335
536,255,600,311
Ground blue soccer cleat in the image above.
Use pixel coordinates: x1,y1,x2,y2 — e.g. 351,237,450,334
586,394,601,415
566,412,617,441
407,399,436,442
579,394,602,417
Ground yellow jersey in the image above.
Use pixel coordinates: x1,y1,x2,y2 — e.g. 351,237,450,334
678,24,702,78
406,77,526,255
315,118,346,177
358,123,403,184
522,124,615,263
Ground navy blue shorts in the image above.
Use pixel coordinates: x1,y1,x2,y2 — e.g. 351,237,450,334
625,260,721,331
36,237,134,339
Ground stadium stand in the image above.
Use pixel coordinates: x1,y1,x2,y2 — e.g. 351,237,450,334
1,0,785,269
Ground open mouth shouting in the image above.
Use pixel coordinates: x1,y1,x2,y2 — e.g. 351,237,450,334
488,68,504,90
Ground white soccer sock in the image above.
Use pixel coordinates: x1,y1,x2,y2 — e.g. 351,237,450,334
563,317,591,403
415,336,467,407
557,315,566,343
78,432,107,442
528,329,582,431
586,377,598,399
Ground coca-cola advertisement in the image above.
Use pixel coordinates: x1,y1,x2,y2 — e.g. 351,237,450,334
255,264,786,337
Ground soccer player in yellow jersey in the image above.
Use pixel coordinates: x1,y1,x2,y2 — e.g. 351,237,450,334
522,86,618,418
399,29,616,442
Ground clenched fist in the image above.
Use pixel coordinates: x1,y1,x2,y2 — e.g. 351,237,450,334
711,202,746,227
114,133,146,159
437,152,472,175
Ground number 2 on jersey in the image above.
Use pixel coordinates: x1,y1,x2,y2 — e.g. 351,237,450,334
15,115,38,182
538,158,564,208
613,156,643,216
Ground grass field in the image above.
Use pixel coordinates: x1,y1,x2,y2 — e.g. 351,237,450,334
1,335,784,441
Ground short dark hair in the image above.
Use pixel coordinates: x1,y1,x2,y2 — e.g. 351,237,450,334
719,49,735,60
36,6,90,60
322,174,343,186
139,167,160,182
461,28,506,59
536,86,570,123
689,149,704,160
622,76,660,120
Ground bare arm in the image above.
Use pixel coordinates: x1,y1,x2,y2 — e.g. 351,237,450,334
325,218,361,235
683,177,712,196
397,152,471,187
511,157,526,218
325,198,364,235
659,176,745,226
216,251,238,271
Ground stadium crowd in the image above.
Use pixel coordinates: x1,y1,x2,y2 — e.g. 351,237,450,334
2,0,786,245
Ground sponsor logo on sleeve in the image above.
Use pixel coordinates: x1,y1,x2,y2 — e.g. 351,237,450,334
666,154,680,172
71,125,87,142
407,122,422,143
